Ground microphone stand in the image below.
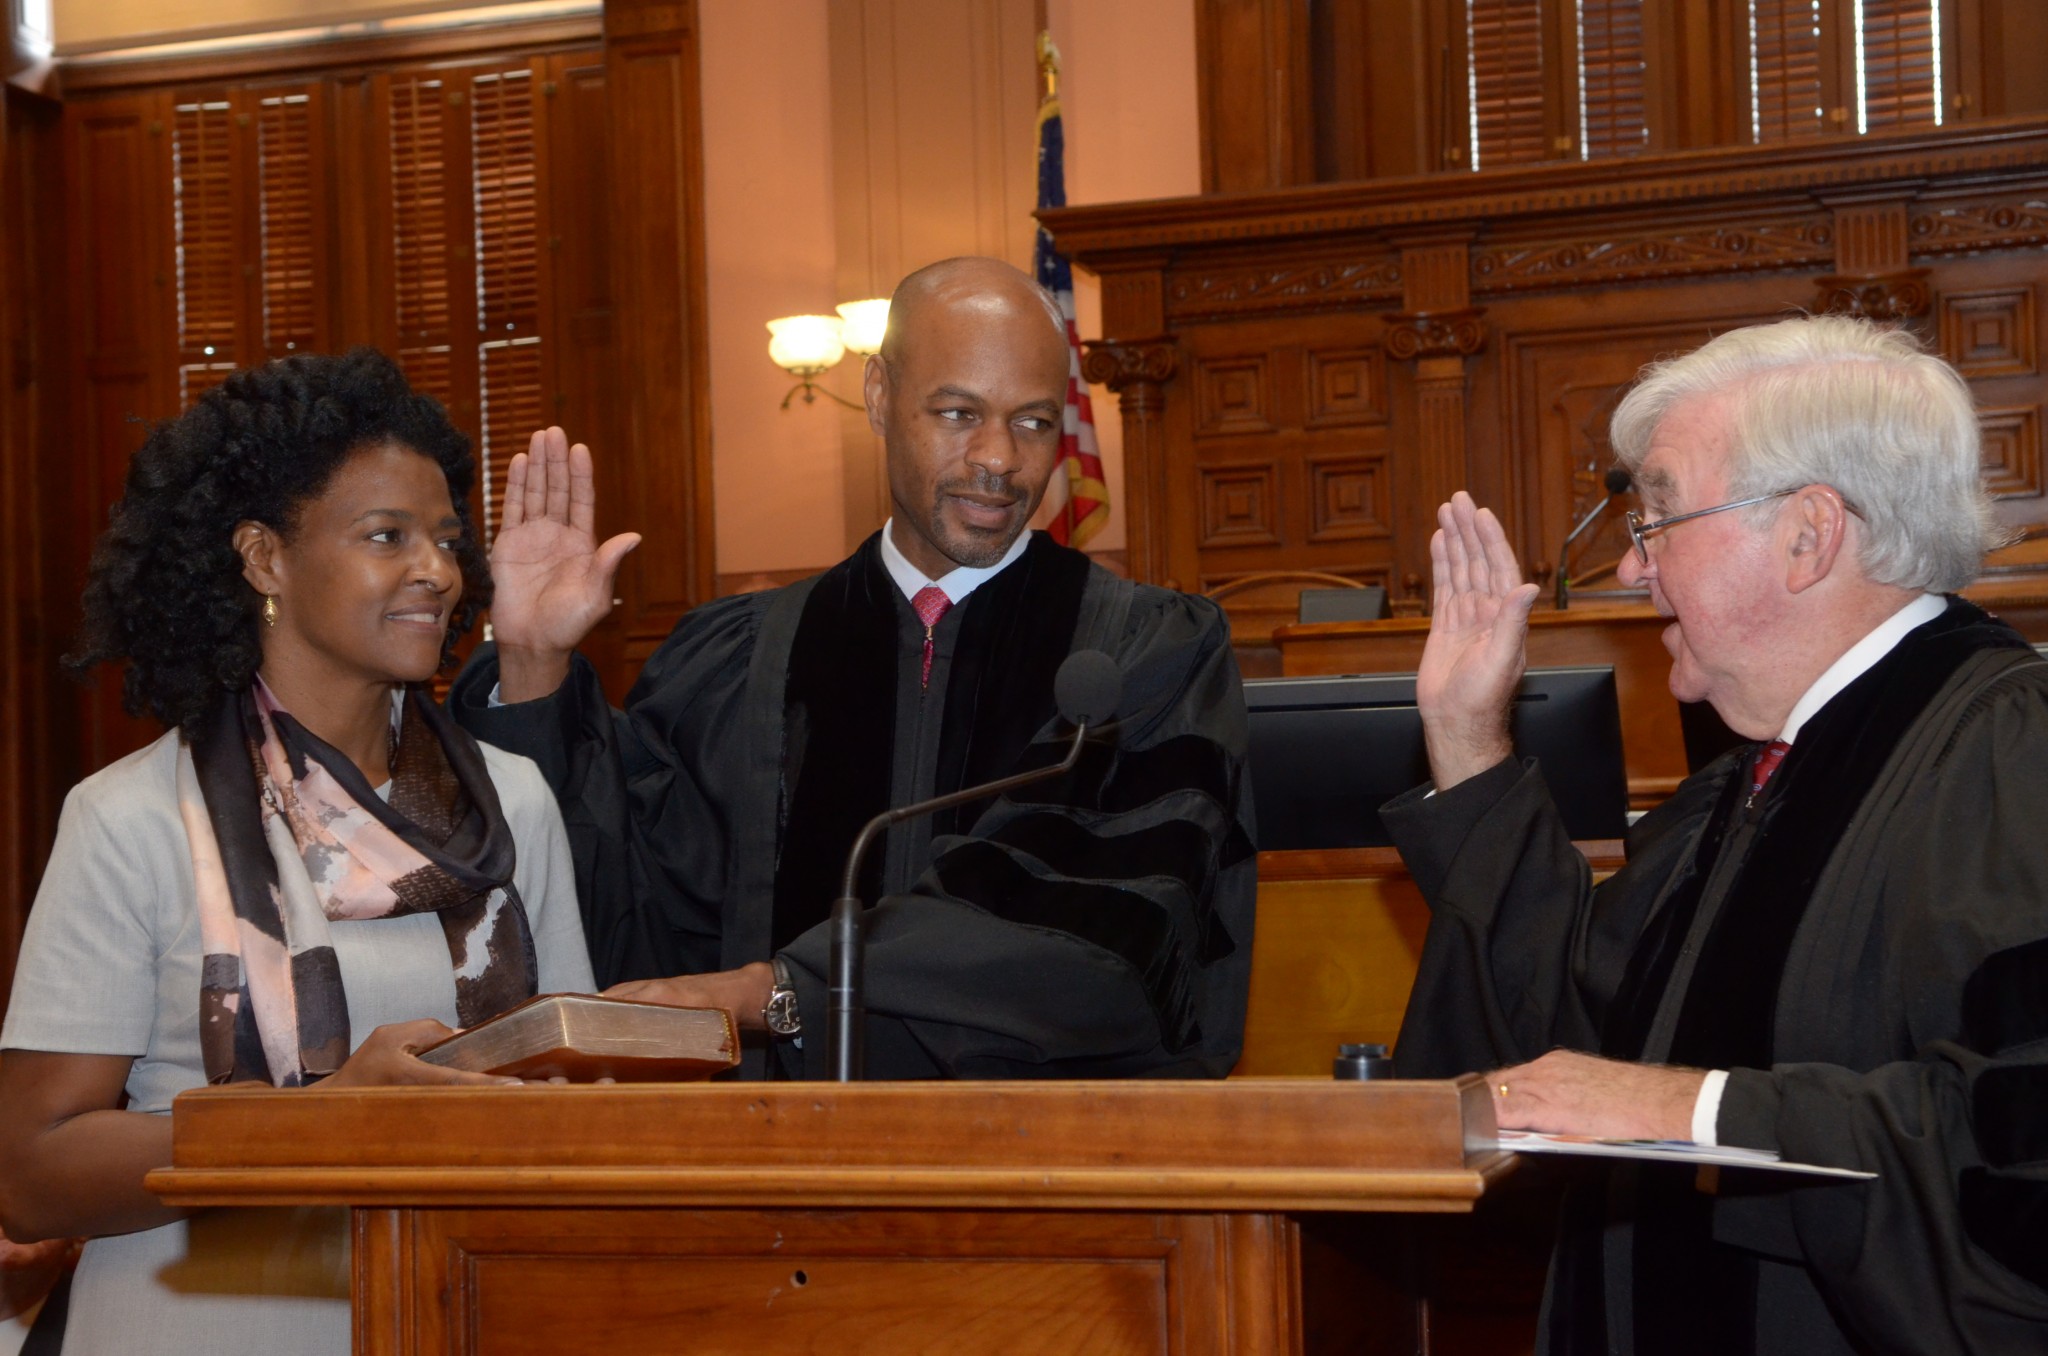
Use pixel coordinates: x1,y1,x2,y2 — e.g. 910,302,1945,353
827,718,1102,1082
1554,469,1633,610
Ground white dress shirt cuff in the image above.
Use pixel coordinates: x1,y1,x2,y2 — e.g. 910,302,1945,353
1691,1068,1730,1145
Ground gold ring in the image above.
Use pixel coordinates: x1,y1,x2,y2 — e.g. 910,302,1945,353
1497,1082,1510,1098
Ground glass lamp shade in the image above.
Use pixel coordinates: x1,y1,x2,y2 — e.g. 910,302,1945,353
766,315,847,375
835,298,890,357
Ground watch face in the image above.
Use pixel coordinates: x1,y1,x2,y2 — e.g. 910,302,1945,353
765,987,801,1037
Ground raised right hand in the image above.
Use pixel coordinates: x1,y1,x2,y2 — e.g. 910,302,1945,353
1415,491,1539,790
488,427,641,701
320,1019,516,1088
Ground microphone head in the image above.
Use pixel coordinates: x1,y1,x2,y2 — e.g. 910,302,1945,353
1054,650,1121,728
1603,466,1633,496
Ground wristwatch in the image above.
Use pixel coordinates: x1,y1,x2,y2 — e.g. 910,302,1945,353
763,956,802,1037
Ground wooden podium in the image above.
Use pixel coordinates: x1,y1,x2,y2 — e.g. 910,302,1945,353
149,1077,1509,1355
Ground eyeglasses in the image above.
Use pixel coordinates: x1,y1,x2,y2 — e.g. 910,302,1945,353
1624,490,1795,565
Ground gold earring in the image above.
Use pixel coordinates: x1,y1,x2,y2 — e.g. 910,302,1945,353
262,595,279,628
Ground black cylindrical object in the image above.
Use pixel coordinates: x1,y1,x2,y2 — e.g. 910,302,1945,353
1333,1042,1393,1080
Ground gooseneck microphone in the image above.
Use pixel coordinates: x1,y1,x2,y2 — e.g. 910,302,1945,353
825,649,1123,1081
1554,466,1634,610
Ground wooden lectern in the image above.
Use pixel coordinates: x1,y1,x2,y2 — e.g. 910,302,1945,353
149,1078,1508,1355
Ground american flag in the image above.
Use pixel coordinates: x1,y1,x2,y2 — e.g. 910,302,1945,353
1031,37,1109,548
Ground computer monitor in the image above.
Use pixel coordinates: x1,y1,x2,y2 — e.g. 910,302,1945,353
1245,666,1630,850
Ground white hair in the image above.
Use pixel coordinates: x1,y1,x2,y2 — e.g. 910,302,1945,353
1609,314,2007,592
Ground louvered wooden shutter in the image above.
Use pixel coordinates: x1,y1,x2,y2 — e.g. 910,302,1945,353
1857,0,1939,130
1576,0,1648,157
172,97,239,406
389,75,453,409
1466,0,1548,169
471,67,544,542
256,91,320,357
1750,0,1828,142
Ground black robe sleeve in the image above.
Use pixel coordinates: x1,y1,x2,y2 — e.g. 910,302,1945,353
1380,752,1734,1077
776,587,1257,1079
448,593,766,986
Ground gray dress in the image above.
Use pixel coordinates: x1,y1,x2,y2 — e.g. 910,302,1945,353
0,729,594,1356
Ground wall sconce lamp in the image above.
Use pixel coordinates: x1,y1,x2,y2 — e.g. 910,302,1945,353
767,299,889,410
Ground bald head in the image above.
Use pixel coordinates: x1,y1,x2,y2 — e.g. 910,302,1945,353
862,257,1074,580
879,257,1069,373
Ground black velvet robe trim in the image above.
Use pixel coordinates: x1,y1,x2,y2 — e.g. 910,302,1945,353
987,812,1217,902
930,533,1093,839
1963,936,2048,1055
1970,1064,2048,1168
1959,1168,2048,1289
772,537,901,951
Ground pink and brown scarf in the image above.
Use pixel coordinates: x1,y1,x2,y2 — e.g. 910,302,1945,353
177,681,538,1086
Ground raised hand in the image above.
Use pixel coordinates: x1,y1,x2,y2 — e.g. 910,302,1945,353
321,1019,518,1088
1416,491,1539,789
488,427,642,701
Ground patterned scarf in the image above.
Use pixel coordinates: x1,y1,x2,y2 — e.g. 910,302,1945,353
177,680,538,1086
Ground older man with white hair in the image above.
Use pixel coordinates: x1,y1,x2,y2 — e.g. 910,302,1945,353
1388,314,2048,1355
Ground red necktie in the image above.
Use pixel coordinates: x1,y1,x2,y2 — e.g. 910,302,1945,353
1750,739,1791,797
912,585,952,690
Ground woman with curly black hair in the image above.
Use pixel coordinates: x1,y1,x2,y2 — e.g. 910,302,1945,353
0,349,592,1354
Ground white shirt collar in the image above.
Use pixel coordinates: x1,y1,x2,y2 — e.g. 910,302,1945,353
877,519,1032,605
1777,592,1948,743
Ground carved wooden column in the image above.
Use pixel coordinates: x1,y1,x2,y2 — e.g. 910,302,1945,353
1383,236,1485,615
1082,338,1180,585
1816,195,1930,324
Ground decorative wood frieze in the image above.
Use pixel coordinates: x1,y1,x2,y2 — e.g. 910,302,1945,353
1166,257,1403,321
1470,217,1833,295
1908,198,2048,254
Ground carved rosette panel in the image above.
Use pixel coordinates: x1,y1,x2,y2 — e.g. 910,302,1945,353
1908,199,2048,256
1470,217,1833,295
1080,339,1178,415
1166,257,1403,321
1979,405,2044,500
1382,309,1487,361
1813,270,1932,322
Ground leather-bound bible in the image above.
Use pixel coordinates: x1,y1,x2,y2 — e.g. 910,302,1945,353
416,994,740,1082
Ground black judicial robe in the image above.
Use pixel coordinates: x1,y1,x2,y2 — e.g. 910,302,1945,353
1386,600,2048,1356
452,532,1256,1080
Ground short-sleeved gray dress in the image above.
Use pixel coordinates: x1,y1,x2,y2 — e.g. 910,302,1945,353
0,728,595,1355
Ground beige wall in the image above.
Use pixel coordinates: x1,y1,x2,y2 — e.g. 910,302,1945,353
703,0,1201,575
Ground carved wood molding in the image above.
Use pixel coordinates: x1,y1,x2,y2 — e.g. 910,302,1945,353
1081,339,1179,405
1909,197,2048,254
1167,257,1403,321
1469,216,1835,295
1041,119,2048,259
1382,309,1487,361
1814,269,1933,322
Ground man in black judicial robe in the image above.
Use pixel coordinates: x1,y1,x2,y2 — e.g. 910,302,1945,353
451,257,1255,1079
1389,315,2048,1354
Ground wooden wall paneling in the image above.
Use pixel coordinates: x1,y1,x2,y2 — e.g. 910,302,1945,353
1194,0,1312,191
1080,257,1175,584
1045,120,2048,658
0,87,72,1013
540,49,625,692
602,0,715,669
64,89,179,774
327,74,382,349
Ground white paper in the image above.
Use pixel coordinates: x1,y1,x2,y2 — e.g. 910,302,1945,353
1496,1130,1876,1180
